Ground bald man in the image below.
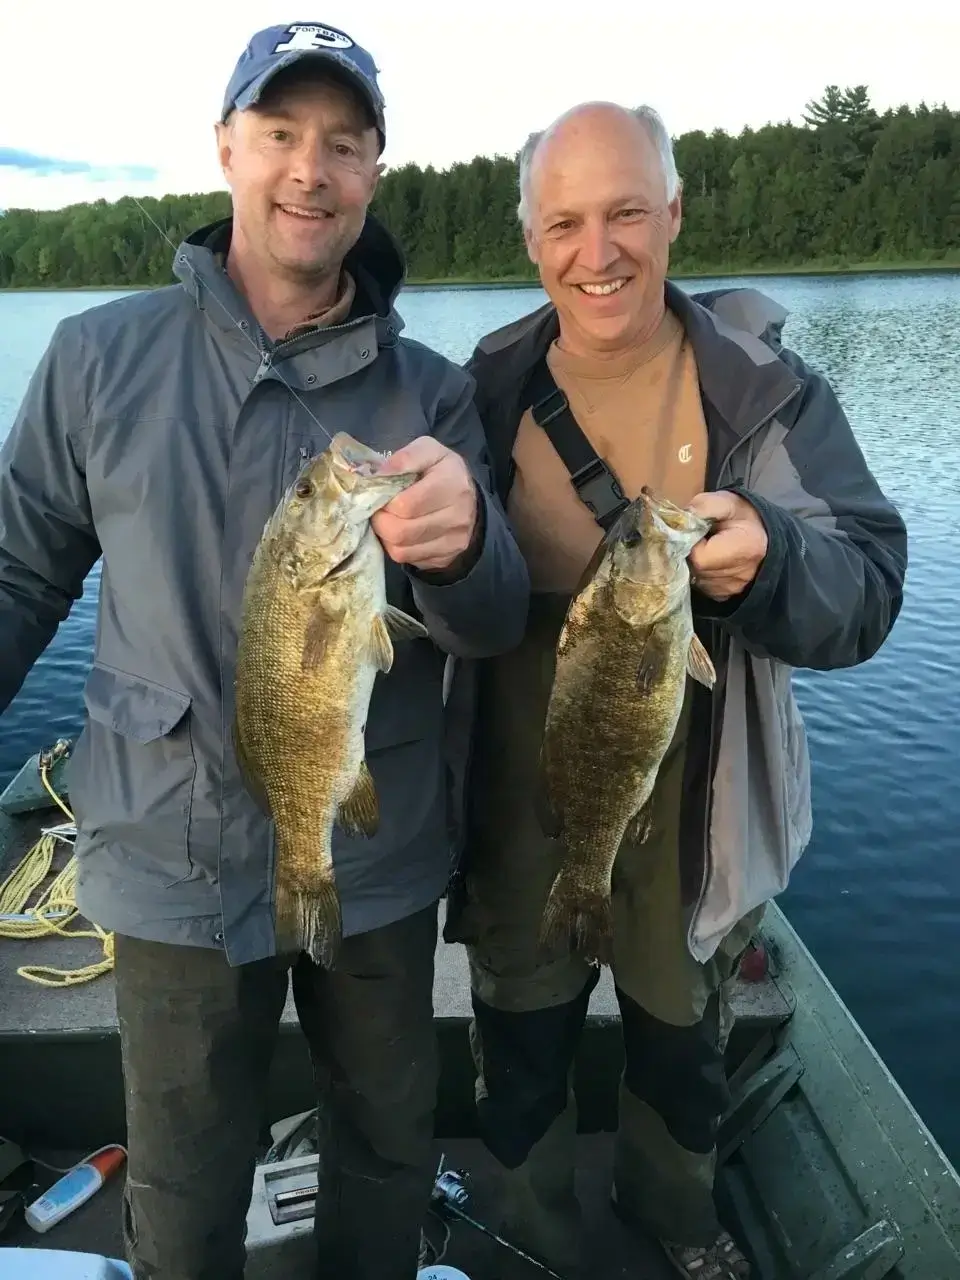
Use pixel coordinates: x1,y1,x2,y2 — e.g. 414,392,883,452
444,102,906,1280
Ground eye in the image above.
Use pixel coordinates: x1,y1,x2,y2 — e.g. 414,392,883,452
295,479,314,499
269,129,292,143
334,142,357,157
622,529,643,547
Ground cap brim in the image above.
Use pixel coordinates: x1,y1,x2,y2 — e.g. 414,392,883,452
230,49,383,133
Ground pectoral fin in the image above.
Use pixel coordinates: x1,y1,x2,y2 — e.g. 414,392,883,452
369,607,429,674
302,605,333,671
625,800,654,845
534,758,563,840
232,718,272,817
369,615,395,673
384,604,429,642
637,635,659,694
336,760,379,837
686,633,717,689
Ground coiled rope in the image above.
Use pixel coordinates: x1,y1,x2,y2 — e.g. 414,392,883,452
0,756,114,986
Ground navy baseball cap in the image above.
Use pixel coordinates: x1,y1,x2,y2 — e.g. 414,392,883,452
221,21,385,147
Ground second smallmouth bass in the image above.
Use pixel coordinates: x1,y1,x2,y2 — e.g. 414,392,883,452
536,486,717,966
233,432,428,968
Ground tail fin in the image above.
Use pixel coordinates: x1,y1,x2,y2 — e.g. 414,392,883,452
539,871,613,968
274,879,343,969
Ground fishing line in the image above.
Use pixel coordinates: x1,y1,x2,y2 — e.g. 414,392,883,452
130,193,338,447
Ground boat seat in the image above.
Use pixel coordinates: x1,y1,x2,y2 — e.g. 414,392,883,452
727,970,796,1032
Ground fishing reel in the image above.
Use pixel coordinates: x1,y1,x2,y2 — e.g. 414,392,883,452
425,1156,566,1280
431,1167,470,1211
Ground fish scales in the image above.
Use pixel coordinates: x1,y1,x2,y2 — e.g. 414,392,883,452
536,487,717,966
233,432,428,968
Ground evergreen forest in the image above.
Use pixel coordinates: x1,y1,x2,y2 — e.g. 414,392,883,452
1,87,958,288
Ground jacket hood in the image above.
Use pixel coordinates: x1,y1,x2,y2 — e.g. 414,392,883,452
172,209,408,331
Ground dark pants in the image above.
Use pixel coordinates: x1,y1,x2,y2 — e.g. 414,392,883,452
446,604,758,1273
113,903,439,1280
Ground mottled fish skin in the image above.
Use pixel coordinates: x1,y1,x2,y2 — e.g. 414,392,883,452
232,432,428,968
536,487,717,966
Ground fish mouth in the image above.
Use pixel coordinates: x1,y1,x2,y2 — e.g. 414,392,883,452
330,432,390,476
638,485,713,536
639,484,685,526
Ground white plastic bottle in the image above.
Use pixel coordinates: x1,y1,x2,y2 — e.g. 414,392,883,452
25,1145,126,1233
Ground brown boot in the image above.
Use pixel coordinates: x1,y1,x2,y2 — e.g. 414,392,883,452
661,1229,752,1279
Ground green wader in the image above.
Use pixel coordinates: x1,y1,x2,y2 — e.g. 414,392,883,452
451,594,760,1274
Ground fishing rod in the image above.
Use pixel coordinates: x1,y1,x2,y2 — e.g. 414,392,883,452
430,1156,566,1280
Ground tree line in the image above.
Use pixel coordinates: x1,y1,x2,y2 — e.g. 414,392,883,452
1,87,958,289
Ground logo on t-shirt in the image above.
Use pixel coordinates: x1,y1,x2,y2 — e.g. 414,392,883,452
678,443,693,464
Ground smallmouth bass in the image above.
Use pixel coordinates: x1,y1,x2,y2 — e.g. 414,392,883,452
232,432,428,967
536,486,716,965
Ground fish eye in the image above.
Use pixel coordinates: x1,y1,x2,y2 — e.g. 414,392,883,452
622,529,643,547
294,479,314,499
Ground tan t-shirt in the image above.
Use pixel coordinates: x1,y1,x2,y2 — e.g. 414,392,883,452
507,308,708,592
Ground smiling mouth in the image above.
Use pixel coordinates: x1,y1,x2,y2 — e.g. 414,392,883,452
576,278,629,296
277,204,334,221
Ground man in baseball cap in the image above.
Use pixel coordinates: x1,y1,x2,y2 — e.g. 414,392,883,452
11,15,528,1280
221,20,386,150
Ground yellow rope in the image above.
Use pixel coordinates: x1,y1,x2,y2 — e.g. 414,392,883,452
0,762,114,986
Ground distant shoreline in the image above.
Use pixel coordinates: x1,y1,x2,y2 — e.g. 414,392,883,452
2,257,958,293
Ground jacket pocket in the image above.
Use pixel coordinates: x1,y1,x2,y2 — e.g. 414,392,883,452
70,663,198,886
775,674,813,861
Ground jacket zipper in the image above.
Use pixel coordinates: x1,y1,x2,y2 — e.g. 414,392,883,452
254,312,380,372
691,381,803,949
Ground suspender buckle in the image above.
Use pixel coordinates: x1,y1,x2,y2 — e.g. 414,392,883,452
569,458,627,529
531,387,569,427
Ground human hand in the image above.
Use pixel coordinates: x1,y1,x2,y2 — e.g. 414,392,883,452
686,490,768,602
372,436,479,572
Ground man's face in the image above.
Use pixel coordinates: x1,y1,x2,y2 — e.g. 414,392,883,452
216,72,382,284
524,105,682,357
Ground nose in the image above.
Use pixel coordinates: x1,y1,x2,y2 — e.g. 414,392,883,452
289,140,330,189
577,217,619,275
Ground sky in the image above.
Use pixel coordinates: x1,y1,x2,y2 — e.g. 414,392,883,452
1,1,958,212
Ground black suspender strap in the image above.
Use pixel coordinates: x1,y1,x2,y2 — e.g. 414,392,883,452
527,356,629,531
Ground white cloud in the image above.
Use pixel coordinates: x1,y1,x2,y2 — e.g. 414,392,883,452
2,0,958,211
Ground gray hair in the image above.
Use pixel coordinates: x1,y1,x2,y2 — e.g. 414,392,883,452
516,103,681,229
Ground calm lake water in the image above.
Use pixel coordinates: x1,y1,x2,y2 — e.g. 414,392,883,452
1,272,959,1167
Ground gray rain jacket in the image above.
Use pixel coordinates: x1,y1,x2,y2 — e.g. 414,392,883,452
0,215,530,965
444,282,908,964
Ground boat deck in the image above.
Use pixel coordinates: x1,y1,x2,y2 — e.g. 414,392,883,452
0,805,790,1276
4,1135,684,1278
0,808,792,1041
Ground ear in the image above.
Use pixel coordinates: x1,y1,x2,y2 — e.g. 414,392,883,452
524,224,540,265
215,119,233,182
667,181,683,244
